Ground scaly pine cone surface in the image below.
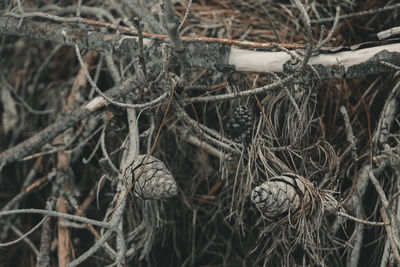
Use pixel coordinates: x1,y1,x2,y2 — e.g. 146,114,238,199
251,173,312,222
124,155,178,200
227,105,253,143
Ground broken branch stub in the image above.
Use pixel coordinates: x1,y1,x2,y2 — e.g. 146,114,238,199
124,155,178,200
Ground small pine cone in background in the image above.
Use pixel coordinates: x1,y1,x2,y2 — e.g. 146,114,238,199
227,105,253,144
251,173,312,222
124,155,178,200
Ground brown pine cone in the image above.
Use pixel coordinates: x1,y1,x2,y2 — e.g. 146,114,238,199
124,155,178,200
251,173,312,222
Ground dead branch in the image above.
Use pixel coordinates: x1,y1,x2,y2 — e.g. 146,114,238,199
0,78,139,166
0,16,399,81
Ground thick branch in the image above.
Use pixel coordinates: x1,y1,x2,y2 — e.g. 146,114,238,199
229,44,400,80
1,16,399,80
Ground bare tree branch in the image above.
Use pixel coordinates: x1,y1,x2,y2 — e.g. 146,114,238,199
1,16,399,81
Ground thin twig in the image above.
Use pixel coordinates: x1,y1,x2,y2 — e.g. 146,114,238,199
162,0,191,85
380,60,400,71
256,0,281,43
0,69,54,115
8,223,40,257
100,119,120,174
172,101,237,154
75,45,167,109
284,88,304,146
340,105,358,162
0,78,139,166
336,211,388,226
178,0,193,31
133,18,148,83
0,217,47,247
314,6,340,52
381,208,400,265
190,76,293,102
67,229,114,267
292,0,314,73
37,200,55,267
311,3,400,23
21,124,104,161
0,209,112,228
368,171,400,250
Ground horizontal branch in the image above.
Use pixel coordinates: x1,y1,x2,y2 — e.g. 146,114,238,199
0,16,229,71
1,16,399,80
229,44,400,80
0,209,111,228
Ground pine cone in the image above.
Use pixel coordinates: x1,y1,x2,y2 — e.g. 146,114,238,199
227,105,253,143
251,173,312,222
124,155,178,200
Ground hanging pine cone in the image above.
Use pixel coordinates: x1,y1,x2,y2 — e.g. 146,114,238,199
227,105,253,143
124,155,178,200
251,173,313,222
